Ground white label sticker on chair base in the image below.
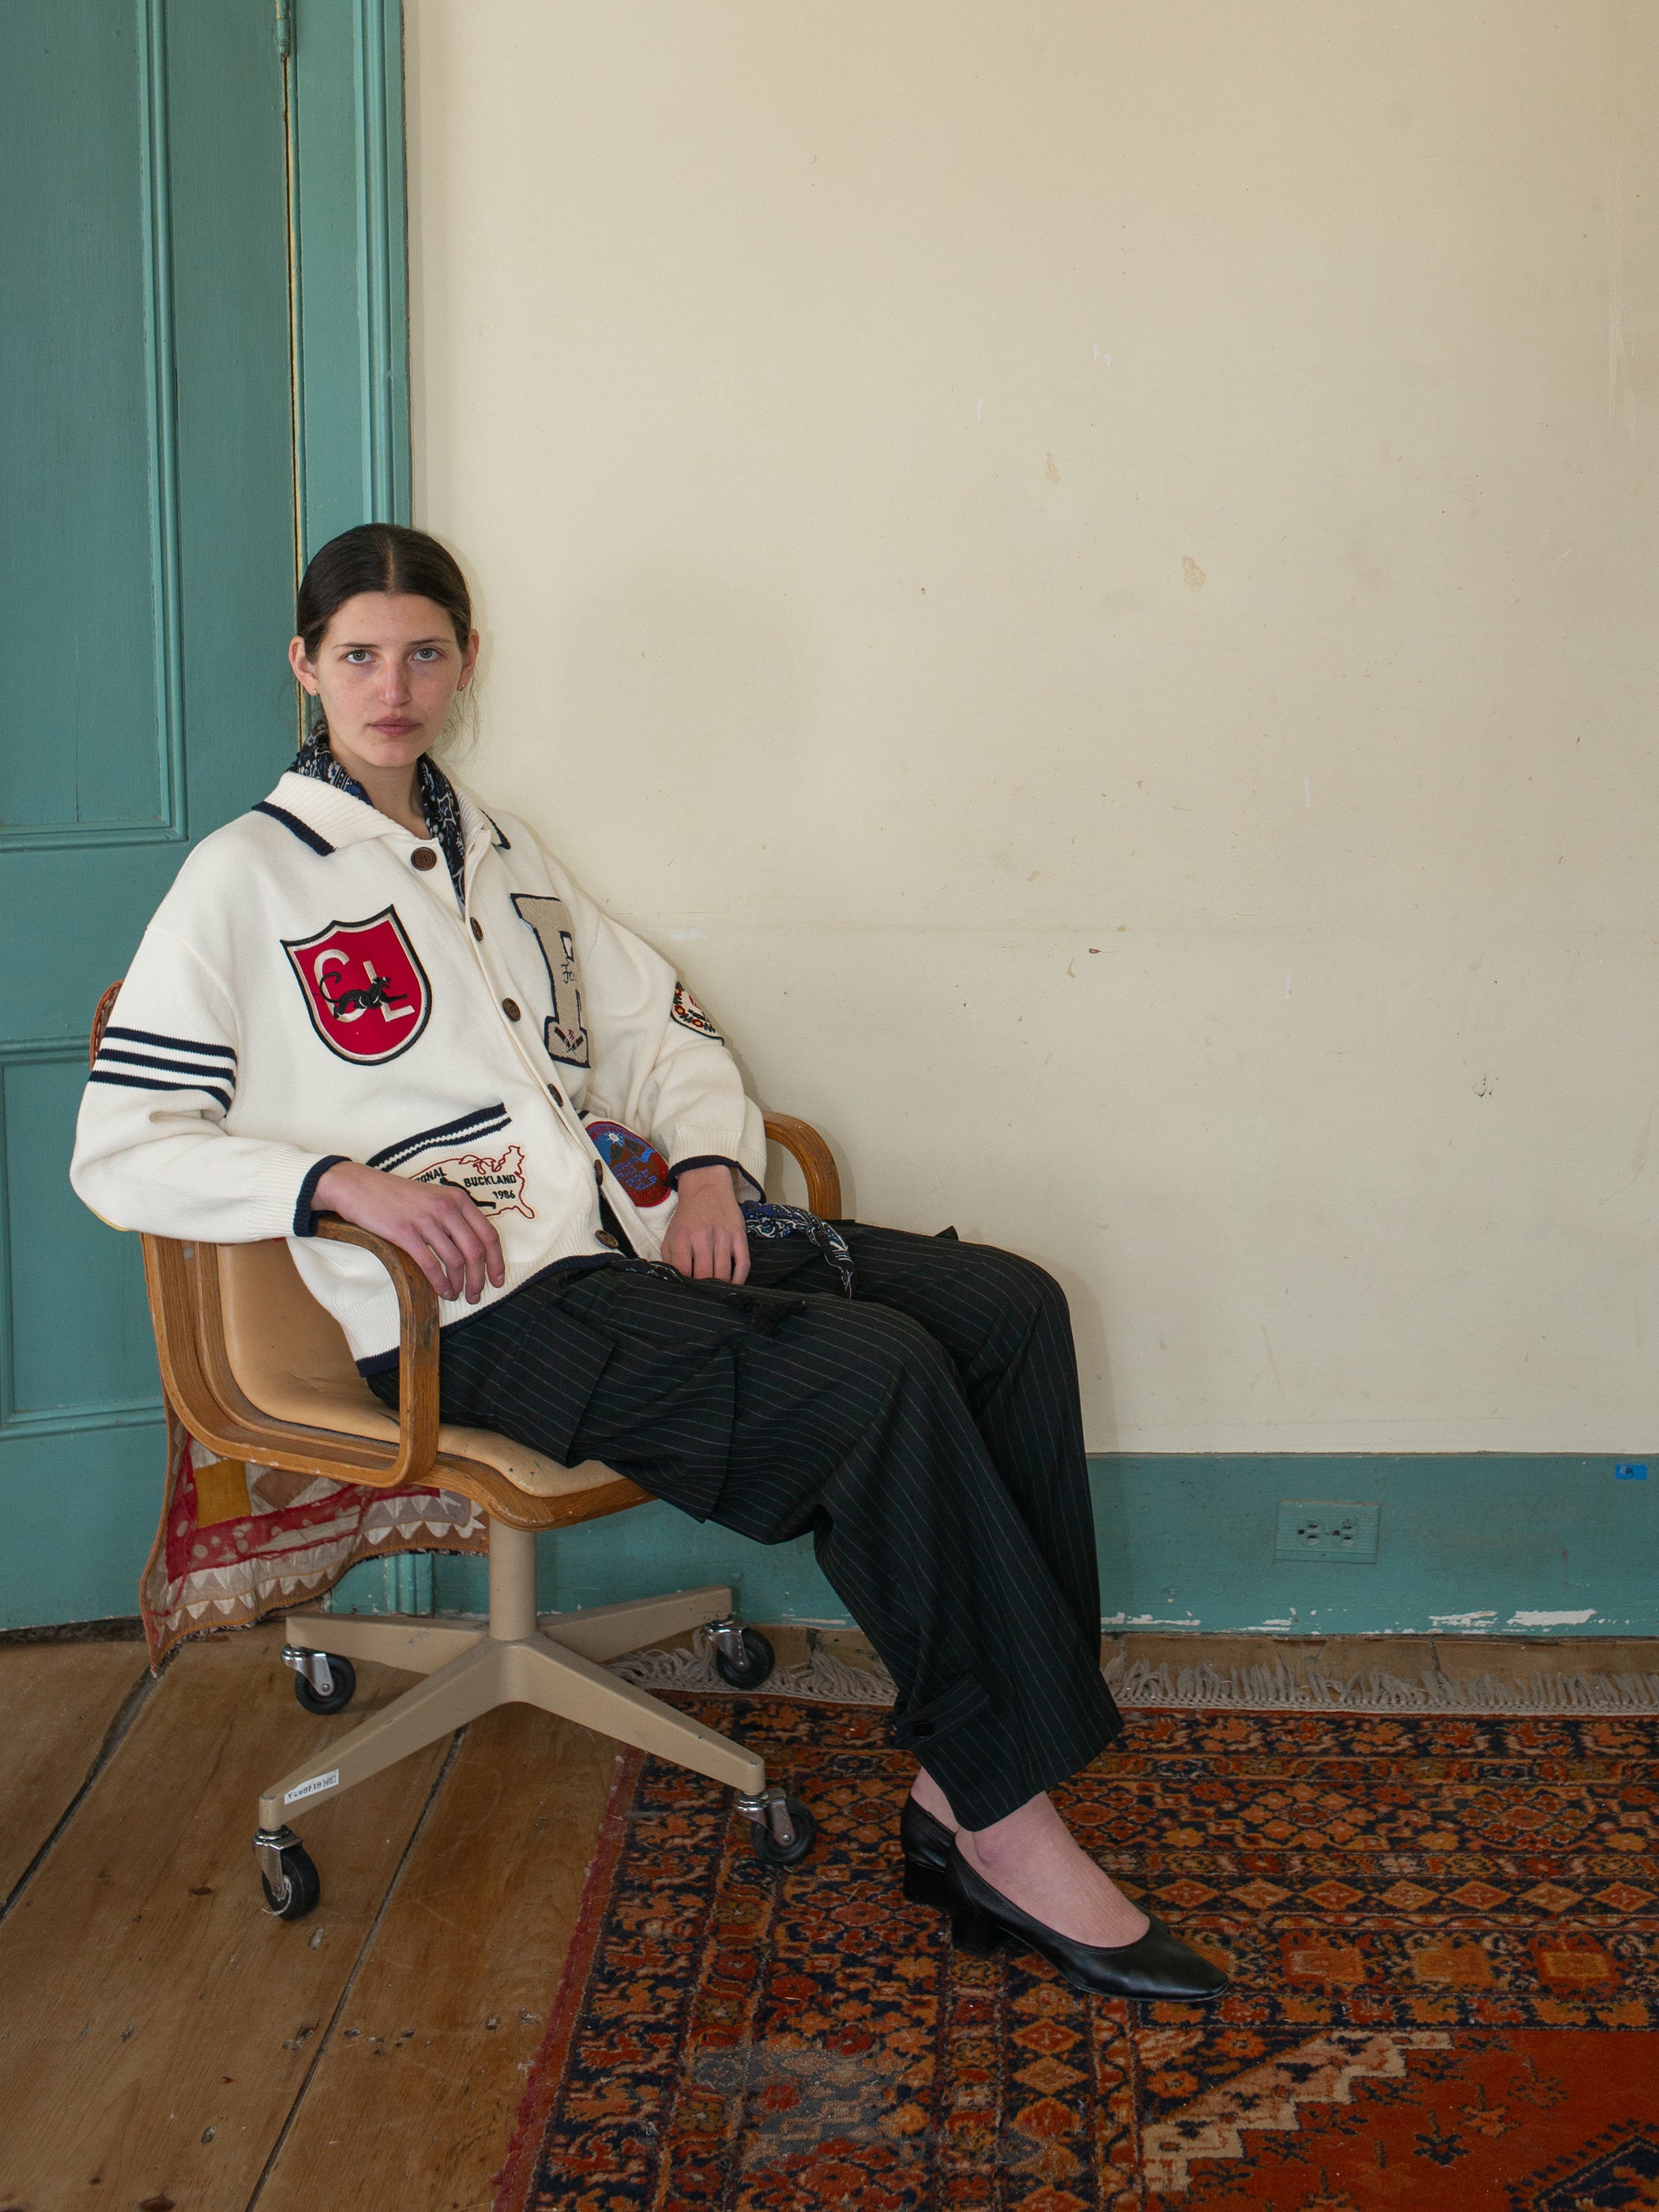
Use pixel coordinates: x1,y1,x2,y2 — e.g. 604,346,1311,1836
284,1769,340,1804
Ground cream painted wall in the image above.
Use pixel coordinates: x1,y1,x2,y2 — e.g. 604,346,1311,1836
406,0,1659,1454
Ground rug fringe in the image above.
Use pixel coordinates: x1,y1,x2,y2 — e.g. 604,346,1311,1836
607,1632,1659,1717
1103,1653,1659,1716
609,1627,898,1705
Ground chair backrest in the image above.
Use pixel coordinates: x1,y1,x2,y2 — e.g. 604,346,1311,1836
217,1239,397,1441
89,980,122,1066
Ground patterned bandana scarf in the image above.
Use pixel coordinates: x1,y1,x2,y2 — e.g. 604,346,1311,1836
292,731,468,907
740,1201,856,1296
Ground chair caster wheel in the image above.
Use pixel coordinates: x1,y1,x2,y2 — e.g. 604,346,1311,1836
258,1837,321,1920
750,1796,815,1868
288,1650,356,1715
713,1627,775,1691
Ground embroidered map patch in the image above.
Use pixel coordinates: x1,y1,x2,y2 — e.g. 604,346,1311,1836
410,1142,535,1219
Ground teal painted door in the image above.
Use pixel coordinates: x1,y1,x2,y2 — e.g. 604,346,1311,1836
1,0,297,1625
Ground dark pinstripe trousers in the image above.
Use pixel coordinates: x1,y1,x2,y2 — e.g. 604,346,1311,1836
370,1225,1123,1829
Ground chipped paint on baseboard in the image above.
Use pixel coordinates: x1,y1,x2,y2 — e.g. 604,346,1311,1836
1101,1612,1202,1629
367,1454,1659,1642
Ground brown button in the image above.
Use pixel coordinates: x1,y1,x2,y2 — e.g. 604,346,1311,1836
547,1085,564,1108
470,917,483,941
502,998,521,1021
411,847,438,871
595,1230,619,1250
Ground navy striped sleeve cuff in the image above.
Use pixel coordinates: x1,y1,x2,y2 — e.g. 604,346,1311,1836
668,1155,742,1186
293,1155,349,1237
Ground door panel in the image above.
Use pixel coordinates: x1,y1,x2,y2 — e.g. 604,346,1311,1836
3,3,172,841
0,0,297,1625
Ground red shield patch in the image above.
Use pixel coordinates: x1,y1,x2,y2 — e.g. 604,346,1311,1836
282,907,432,1065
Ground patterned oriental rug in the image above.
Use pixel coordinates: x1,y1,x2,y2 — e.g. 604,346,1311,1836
494,1693,1659,2211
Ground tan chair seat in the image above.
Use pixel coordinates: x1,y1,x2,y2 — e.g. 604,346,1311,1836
217,1240,617,1500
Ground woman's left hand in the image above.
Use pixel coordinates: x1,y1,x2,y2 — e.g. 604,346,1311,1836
660,1164,750,1283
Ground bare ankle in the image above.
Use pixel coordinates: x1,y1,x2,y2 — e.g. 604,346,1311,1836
909,1766,958,1830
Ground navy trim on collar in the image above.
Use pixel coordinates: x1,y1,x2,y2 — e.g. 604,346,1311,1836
481,811,512,849
254,799,336,856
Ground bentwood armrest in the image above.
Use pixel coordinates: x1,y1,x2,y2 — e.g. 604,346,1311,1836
315,1217,441,1485
140,1222,445,1494
763,1114,843,1219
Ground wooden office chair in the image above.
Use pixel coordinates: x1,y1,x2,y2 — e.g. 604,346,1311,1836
90,984,843,1920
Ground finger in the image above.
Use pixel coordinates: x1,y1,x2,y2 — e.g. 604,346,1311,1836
730,1233,751,1287
437,1200,493,1302
457,1203,510,1292
394,1225,455,1301
692,1229,718,1281
417,1218,471,1300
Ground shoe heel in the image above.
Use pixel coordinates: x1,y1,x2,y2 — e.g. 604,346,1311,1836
950,1901,1005,1958
902,1860,949,1910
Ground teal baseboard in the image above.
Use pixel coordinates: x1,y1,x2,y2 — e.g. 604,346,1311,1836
329,1452,1659,1641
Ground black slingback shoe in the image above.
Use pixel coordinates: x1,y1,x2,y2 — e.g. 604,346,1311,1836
943,1845,1229,2003
899,1797,955,1909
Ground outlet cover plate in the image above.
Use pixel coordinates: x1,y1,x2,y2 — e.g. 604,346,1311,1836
1275,1499,1381,1564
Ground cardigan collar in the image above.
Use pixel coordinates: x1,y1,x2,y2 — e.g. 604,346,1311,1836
290,734,468,905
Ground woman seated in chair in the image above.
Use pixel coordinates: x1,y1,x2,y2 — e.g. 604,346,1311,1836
71,524,1224,2003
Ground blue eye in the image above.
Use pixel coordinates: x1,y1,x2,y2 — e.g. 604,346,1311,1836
413,647,441,663
344,649,371,665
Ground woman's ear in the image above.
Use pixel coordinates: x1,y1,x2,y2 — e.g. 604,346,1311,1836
288,634,320,696
459,628,480,691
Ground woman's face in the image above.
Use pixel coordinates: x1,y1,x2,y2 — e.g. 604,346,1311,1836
288,592,480,777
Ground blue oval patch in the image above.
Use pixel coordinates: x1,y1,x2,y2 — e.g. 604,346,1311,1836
585,1119,673,1208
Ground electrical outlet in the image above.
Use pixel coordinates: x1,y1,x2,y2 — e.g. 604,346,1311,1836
1274,1499,1381,1564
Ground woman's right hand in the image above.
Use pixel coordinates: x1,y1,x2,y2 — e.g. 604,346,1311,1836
312,1161,506,1304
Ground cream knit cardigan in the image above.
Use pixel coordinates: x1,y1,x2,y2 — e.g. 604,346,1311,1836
70,771,767,1367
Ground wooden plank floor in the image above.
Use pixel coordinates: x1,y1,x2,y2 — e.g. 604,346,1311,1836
0,1639,149,1904
2,1621,1654,2212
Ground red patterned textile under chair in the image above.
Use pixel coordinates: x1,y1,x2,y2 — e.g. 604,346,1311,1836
137,1416,485,1666
494,1695,1659,2210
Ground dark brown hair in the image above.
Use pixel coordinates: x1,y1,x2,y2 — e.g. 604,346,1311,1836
295,523,472,658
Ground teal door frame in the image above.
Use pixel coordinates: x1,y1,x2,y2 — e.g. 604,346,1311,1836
284,0,412,551
0,0,412,1633
287,0,427,1618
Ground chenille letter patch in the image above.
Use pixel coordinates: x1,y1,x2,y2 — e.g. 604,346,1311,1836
510,893,590,1068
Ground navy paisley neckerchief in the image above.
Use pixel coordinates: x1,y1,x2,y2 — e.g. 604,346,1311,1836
740,1200,856,1296
292,731,468,908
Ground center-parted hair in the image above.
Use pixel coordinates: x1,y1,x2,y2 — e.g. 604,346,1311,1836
295,523,472,657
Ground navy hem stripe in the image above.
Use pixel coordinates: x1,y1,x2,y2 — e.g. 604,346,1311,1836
366,1103,512,1172
103,1024,236,1063
253,799,335,856
293,1154,349,1238
87,1070,232,1112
